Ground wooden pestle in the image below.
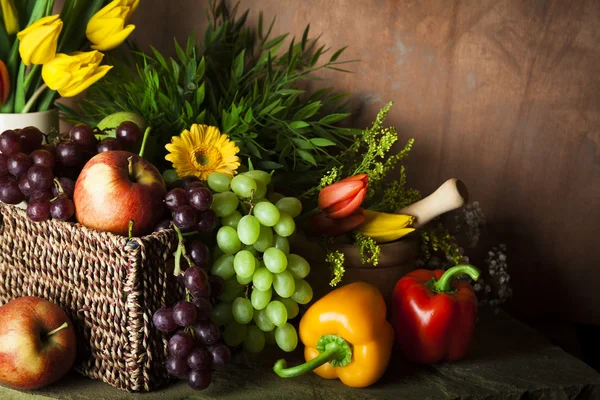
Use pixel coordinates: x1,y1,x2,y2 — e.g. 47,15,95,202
397,179,469,229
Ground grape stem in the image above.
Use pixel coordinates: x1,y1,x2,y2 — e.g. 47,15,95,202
172,224,195,275
138,126,152,158
53,178,65,197
247,189,255,215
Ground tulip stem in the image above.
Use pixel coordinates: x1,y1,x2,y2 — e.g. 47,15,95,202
21,83,47,113
138,127,152,158
46,322,68,337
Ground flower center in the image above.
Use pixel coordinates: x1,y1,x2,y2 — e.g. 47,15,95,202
191,146,222,170
195,152,209,165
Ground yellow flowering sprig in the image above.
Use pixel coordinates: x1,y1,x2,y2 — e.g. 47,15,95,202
326,251,345,287
420,223,464,266
354,233,381,266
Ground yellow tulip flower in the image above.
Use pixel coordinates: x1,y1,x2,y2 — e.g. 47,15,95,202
1,0,18,35
16,15,63,66
41,51,112,97
86,0,139,51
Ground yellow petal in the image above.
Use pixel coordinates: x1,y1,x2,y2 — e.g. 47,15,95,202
17,17,62,66
58,65,112,97
1,0,18,35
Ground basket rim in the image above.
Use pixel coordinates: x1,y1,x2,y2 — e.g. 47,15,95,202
0,202,175,244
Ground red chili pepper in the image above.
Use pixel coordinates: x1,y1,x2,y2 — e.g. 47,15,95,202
391,265,480,364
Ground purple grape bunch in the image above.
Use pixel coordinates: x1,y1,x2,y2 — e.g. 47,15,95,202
0,121,144,223
152,266,230,391
156,175,217,237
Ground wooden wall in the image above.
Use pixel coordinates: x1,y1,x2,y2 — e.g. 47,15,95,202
127,1,600,324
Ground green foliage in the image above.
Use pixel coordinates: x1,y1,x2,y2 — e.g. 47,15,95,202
58,0,359,187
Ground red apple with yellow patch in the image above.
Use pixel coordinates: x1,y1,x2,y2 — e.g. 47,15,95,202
74,151,167,236
0,297,77,390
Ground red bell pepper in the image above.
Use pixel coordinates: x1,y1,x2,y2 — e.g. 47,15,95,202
391,265,480,364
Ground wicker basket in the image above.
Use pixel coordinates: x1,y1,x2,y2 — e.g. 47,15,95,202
0,202,181,392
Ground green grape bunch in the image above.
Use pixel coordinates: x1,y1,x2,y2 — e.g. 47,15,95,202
206,170,313,354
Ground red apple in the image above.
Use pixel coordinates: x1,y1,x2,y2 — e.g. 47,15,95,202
74,151,167,236
0,296,77,390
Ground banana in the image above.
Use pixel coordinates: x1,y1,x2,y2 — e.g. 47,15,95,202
354,209,415,243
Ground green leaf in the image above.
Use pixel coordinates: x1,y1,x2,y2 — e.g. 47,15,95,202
184,101,193,118
310,45,325,67
263,33,288,50
319,113,350,125
258,160,284,170
257,11,264,41
244,108,253,123
310,138,337,147
246,141,262,158
289,121,310,130
151,47,169,71
233,50,245,80
293,102,321,121
301,24,310,51
197,57,206,79
277,89,304,96
195,83,205,106
329,46,348,63
259,99,281,116
174,38,187,65
292,138,313,149
296,149,317,165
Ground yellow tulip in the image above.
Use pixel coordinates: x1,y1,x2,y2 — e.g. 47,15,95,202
41,51,112,97
16,15,63,66
86,0,139,51
1,0,18,35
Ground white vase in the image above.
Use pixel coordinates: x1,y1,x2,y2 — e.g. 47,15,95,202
0,109,59,136
0,109,60,210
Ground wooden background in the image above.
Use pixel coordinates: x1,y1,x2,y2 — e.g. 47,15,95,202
111,0,600,324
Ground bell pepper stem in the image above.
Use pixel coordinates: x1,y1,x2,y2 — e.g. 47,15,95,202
433,264,480,293
273,335,352,378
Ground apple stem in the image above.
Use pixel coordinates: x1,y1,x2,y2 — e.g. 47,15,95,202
127,156,135,180
138,126,152,159
128,220,135,238
46,322,68,337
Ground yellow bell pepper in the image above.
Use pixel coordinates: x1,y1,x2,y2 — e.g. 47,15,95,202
1,0,18,35
16,15,63,66
273,282,394,388
41,51,112,97
86,0,139,51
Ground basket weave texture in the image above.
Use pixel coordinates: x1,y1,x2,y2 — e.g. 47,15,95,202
0,203,180,392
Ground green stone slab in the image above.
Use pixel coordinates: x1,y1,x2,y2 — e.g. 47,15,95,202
1,311,599,399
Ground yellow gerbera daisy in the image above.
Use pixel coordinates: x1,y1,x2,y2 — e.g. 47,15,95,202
165,124,240,180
